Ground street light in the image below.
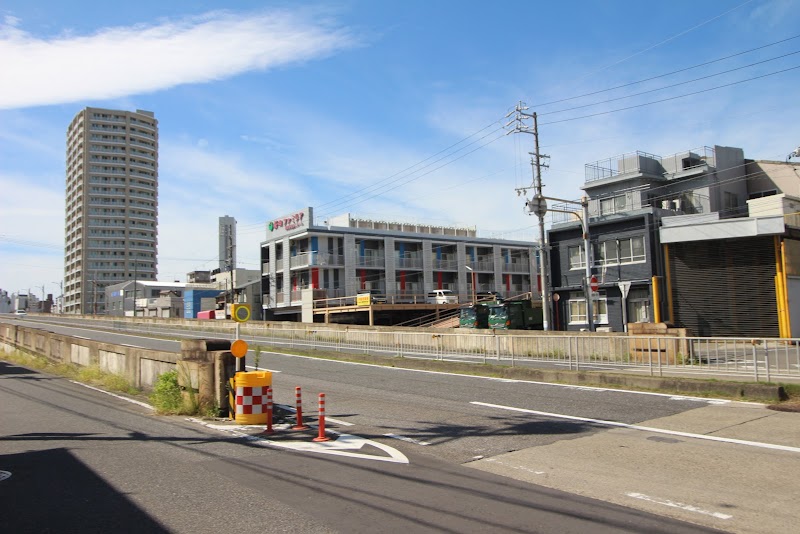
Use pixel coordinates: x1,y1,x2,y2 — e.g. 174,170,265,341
526,195,595,332
465,265,476,304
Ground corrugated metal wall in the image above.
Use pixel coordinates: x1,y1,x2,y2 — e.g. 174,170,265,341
668,237,779,337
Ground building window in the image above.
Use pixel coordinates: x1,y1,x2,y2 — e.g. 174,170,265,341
600,195,626,215
568,246,586,270
724,191,739,212
592,236,644,266
627,288,650,323
594,241,619,266
619,236,645,263
568,291,608,325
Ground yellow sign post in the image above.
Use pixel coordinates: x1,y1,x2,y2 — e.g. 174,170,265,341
232,303,251,322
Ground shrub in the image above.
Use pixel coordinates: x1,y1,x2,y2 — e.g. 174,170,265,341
149,370,183,414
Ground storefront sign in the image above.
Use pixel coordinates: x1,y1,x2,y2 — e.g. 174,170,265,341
267,208,312,236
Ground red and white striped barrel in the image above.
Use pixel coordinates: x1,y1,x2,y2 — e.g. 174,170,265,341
235,385,267,415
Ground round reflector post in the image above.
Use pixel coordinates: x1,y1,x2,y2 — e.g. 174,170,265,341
231,339,248,358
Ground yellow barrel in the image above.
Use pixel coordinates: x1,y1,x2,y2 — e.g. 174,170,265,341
233,371,273,425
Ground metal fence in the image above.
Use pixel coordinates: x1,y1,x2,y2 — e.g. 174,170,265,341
170,322,798,382
14,316,800,382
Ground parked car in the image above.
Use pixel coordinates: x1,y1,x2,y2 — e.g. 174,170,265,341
426,289,458,304
13,309,27,317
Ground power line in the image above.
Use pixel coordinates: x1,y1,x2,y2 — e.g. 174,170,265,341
540,64,800,126
533,33,800,108
314,119,505,213
315,126,509,221
539,49,800,117
541,0,755,97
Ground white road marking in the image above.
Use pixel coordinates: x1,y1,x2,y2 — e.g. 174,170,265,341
70,381,154,410
481,457,546,475
0,471,11,482
384,433,431,446
274,403,354,426
275,353,743,404
190,419,408,463
471,401,800,454
245,365,281,373
625,492,733,520
325,417,355,426
668,395,728,404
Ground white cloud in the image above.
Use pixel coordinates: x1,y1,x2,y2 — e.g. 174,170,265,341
0,9,358,109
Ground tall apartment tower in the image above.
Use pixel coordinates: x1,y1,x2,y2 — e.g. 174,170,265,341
64,107,159,314
219,215,237,272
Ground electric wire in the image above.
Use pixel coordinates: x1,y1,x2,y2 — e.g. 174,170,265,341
540,64,800,126
533,33,800,108
539,49,800,117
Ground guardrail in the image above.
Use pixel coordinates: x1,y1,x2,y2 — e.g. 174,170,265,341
5,316,798,381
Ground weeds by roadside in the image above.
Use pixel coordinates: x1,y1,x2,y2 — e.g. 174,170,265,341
2,350,141,396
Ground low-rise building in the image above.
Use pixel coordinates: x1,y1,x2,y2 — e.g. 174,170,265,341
260,207,539,322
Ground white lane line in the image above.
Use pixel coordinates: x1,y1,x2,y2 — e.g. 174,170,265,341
481,457,545,475
70,381,154,410
0,471,11,482
471,401,800,454
625,492,733,520
384,433,431,446
273,353,742,404
245,365,281,373
326,417,355,426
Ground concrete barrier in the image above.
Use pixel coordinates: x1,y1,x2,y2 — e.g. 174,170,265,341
0,321,177,389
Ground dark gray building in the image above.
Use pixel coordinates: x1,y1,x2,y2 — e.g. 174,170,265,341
547,145,749,332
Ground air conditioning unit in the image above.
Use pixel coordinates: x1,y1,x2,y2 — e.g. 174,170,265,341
661,200,670,209
673,199,681,211
596,326,613,332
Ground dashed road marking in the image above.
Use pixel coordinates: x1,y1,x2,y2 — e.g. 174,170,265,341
384,433,431,446
0,471,11,482
481,458,545,475
625,492,733,520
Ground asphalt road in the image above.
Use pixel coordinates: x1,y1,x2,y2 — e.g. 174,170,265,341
0,359,726,533
6,317,798,532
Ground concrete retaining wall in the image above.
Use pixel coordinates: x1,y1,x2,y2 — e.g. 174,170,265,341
0,322,177,389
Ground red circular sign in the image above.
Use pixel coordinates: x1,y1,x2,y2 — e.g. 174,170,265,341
590,276,599,292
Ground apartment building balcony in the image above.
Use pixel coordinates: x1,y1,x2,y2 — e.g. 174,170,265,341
468,259,494,272
288,251,345,269
396,256,423,270
502,261,530,273
433,257,460,270
356,254,386,268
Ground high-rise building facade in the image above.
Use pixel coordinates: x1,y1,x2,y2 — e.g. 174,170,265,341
219,215,237,272
63,107,159,314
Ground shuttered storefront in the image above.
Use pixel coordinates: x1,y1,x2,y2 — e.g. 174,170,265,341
669,237,779,337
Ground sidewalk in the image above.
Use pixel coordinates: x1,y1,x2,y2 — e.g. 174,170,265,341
471,401,800,534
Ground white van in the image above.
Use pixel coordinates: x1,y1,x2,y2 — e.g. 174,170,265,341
426,289,458,304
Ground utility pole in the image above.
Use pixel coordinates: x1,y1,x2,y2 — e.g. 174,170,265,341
133,258,138,317
507,101,552,330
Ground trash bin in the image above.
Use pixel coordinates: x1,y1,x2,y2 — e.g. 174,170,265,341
231,371,273,424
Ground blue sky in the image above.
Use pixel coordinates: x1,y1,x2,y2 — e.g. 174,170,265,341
1,0,799,299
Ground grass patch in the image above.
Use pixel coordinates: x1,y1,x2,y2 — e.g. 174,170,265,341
2,350,141,396
149,368,219,417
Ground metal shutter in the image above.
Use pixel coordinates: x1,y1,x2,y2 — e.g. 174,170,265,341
669,237,779,337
